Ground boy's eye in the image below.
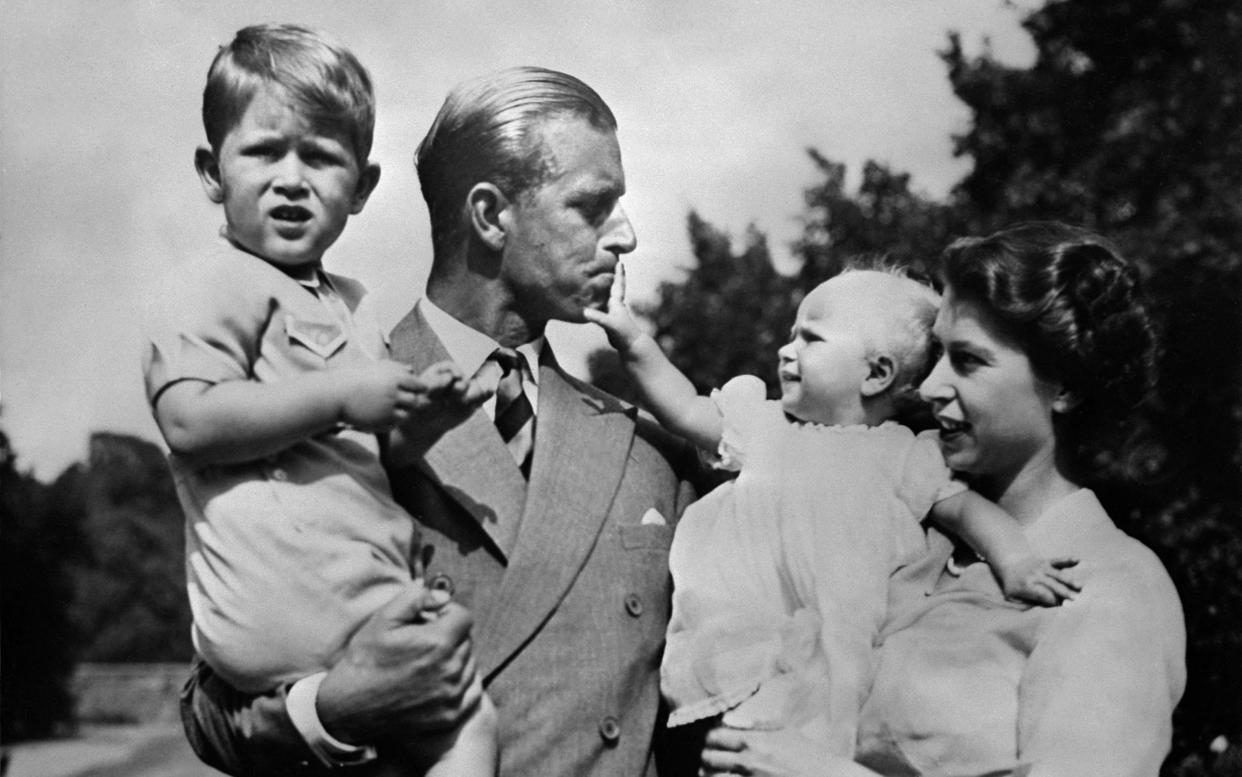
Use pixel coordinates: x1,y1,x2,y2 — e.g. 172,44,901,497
302,147,346,167
243,144,281,159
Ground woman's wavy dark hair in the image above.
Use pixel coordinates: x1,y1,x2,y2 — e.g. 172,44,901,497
940,221,1159,481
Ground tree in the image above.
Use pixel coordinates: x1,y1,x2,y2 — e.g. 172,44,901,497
63,433,192,663
1,430,81,742
795,154,963,289
642,212,799,397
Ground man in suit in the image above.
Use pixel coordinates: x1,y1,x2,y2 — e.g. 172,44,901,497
180,66,700,777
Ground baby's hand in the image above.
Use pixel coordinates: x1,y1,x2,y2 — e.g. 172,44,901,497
997,556,1081,606
582,263,643,351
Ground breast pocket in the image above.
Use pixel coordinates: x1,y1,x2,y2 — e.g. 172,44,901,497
285,315,347,361
619,522,674,551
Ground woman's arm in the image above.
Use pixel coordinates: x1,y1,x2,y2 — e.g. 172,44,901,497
1017,551,1185,776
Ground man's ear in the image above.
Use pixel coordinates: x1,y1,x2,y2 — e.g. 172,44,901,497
194,146,224,204
349,162,382,214
467,182,509,251
861,354,897,397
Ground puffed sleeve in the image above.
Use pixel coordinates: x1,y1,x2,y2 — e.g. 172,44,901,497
1017,546,1186,776
141,256,268,408
895,430,967,520
711,374,777,472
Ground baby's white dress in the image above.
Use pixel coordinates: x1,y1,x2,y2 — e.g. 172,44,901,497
661,376,965,757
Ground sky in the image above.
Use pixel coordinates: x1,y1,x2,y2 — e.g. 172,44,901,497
0,0,1037,480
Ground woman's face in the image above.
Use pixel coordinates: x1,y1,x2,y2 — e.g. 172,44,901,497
919,285,1064,481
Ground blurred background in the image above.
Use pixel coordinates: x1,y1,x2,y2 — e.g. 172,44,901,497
2,1,1238,775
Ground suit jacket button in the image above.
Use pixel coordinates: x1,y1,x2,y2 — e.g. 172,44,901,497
624,593,644,617
429,573,454,595
599,716,621,745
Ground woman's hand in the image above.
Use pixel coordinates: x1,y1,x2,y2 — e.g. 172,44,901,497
700,724,865,777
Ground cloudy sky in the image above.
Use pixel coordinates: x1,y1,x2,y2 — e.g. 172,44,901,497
0,0,1036,480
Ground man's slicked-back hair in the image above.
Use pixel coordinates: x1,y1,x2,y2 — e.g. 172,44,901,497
201,23,375,163
415,66,617,256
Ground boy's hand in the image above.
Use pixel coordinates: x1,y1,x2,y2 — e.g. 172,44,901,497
583,263,643,351
338,360,489,433
338,361,428,432
997,556,1081,606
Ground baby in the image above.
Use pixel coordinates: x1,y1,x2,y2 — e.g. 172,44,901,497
141,24,494,774
587,264,1078,756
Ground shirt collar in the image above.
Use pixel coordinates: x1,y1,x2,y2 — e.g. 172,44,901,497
1025,488,1115,556
417,297,544,383
217,228,323,286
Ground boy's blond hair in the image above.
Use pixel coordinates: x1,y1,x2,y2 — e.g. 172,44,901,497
202,24,375,163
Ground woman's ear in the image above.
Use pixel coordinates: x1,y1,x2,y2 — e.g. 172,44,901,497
349,163,382,214
467,182,509,251
1052,387,1083,414
194,146,224,204
862,354,897,397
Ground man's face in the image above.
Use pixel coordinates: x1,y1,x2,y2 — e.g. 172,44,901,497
499,116,637,324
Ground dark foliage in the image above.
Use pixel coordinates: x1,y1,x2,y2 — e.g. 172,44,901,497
643,212,799,397
62,433,192,663
1,430,81,742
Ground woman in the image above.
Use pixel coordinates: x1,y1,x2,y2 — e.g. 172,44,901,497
702,222,1186,777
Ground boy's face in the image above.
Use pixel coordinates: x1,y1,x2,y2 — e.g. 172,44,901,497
195,84,379,269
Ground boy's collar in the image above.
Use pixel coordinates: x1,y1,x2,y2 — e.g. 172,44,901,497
217,226,322,284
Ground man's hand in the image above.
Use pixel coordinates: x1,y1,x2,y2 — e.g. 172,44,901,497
583,263,644,352
314,582,482,746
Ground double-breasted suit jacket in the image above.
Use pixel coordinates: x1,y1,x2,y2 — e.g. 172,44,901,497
382,307,698,777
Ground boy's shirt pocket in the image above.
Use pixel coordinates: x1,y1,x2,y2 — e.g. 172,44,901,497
284,314,348,360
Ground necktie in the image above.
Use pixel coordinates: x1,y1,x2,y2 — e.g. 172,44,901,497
490,348,535,476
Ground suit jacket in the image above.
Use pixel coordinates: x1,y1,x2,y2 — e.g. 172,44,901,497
180,305,700,777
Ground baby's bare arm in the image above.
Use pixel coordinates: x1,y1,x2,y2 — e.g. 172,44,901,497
153,361,426,465
932,490,1080,606
583,265,722,451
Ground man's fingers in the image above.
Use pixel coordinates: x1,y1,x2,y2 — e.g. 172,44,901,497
1051,556,1079,569
376,582,443,624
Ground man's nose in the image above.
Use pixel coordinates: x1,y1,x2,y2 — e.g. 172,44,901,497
603,203,637,255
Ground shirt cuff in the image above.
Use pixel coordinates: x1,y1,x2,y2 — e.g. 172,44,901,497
286,672,379,768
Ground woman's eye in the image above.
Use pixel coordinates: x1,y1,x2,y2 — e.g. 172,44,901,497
949,349,982,372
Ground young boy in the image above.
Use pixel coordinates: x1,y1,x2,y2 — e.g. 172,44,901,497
142,24,494,774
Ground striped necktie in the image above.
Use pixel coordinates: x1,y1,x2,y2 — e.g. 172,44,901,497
490,347,535,477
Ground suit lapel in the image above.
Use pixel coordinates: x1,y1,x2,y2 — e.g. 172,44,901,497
476,355,637,678
387,307,527,560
